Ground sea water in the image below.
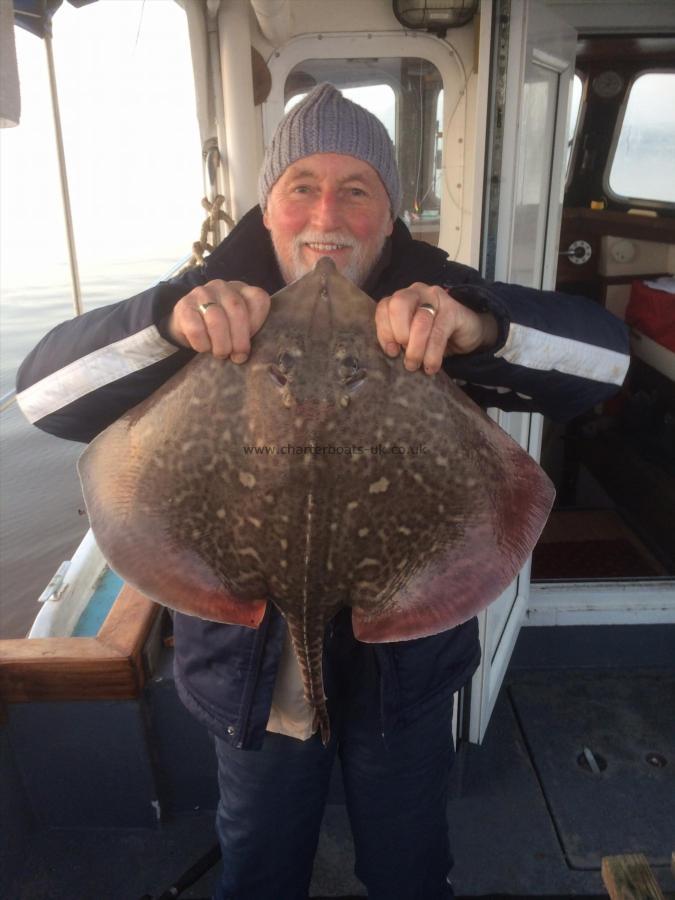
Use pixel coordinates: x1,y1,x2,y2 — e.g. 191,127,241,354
0,260,180,637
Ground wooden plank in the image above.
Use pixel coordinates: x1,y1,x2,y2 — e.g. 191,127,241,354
576,36,675,63
0,586,161,702
98,585,159,656
0,637,109,662
563,207,675,243
0,656,143,702
98,585,161,694
602,853,665,900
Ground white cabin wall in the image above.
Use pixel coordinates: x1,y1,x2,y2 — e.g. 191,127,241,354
599,236,675,320
668,243,675,274
434,23,476,264
248,4,267,199
280,0,402,34
248,3,272,183
455,9,491,268
218,0,260,218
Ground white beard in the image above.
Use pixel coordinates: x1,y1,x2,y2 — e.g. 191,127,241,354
272,227,389,287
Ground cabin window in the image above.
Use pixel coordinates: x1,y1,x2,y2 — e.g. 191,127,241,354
606,71,675,206
0,0,202,640
564,73,584,181
284,58,445,244
0,0,202,314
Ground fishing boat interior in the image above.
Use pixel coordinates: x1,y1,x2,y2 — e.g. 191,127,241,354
1,1,674,898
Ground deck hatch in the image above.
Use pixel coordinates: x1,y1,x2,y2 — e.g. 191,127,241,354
509,671,675,869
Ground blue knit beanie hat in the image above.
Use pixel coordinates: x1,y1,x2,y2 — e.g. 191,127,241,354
258,83,401,215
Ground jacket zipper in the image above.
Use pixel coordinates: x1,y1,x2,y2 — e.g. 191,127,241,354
235,603,272,748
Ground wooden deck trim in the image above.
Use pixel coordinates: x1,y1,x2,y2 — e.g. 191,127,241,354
0,586,160,703
562,207,675,243
602,853,666,900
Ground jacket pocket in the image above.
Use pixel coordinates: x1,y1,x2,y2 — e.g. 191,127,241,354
388,619,481,724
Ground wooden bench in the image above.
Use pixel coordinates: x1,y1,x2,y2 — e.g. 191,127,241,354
602,852,675,900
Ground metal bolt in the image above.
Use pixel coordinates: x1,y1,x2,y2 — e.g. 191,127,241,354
645,752,667,768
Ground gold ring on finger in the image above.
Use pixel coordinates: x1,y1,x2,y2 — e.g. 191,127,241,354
197,301,218,316
418,302,437,318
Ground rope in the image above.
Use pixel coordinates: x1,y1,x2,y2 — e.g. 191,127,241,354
179,195,234,273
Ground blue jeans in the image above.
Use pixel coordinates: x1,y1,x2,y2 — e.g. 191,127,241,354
212,632,456,900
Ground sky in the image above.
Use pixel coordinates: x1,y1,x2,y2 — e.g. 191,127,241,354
0,0,204,290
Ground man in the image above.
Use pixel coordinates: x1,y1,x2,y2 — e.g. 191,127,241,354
17,84,629,899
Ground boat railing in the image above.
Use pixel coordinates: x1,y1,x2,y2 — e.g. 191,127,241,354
0,258,197,696
0,575,162,703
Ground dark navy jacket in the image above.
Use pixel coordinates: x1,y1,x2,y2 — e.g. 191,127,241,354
16,208,630,748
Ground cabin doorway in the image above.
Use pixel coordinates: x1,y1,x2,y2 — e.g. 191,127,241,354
530,36,675,591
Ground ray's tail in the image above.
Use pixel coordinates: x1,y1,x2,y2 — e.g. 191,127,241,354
287,618,331,746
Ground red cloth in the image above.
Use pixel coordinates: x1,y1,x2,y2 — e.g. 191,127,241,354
625,280,675,352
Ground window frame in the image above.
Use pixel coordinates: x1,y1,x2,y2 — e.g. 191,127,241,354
564,70,586,188
603,68,675,211
261,32,468,255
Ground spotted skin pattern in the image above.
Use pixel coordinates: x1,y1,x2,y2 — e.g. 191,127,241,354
79,258,554,744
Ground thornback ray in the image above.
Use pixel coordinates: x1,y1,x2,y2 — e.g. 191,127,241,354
78,257,555,744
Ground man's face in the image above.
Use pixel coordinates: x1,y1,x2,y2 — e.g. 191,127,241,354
263,153,394,286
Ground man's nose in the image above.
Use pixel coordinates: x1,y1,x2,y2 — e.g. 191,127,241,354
311,191,342,231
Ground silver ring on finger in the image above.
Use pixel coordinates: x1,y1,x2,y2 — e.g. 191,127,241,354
197,301,218,316
418,302,437,318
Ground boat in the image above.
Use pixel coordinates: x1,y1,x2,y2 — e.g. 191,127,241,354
1,1,674,897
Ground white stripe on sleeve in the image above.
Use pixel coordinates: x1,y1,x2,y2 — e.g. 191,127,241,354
495,323,628,386
17,325,180,424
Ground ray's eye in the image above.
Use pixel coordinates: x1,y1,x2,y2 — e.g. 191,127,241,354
338,355,367,392
268,366,287,388
344,370,367,391
340,355,359,374
278,351,296,373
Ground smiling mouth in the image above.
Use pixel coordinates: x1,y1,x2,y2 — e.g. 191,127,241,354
304,242,352,252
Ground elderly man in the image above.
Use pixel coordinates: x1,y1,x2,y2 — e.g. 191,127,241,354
17,84,629,899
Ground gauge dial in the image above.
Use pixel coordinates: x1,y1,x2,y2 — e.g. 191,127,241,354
568,240,592,265
592,70,623,99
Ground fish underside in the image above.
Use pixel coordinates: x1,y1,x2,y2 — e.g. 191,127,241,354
78,258,555,744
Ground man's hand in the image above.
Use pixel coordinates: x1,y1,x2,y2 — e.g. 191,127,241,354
167,280,271,363
375,283,498,375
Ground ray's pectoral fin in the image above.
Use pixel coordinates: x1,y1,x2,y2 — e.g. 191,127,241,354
92,511,267,628
78,422,267,629
351,448,555,643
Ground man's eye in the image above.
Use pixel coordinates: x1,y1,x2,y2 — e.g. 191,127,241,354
293,185,311,194
349,187,366,197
